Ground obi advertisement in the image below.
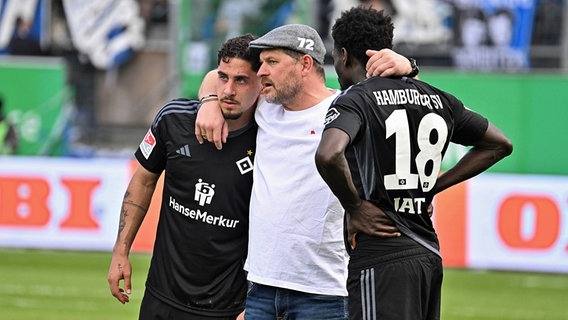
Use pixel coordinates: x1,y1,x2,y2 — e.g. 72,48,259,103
0,156,566,274
433,173,568,273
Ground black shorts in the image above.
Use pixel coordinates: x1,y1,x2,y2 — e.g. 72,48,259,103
139,291,241,320
347,247,443,320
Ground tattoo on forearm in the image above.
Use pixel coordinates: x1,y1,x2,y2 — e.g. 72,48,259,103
118,207,128,235
117,190,148,241
123,200,148,212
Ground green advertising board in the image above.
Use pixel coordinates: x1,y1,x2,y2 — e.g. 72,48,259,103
421,71,568,176
0,57,70,156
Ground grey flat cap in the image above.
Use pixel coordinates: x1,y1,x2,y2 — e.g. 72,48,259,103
249,24,326,64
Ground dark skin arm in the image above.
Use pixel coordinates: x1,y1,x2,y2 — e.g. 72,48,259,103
316,119,512,245
315,128,401,243
433,122,513,195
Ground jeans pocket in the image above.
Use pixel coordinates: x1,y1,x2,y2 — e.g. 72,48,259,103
246,281,257,296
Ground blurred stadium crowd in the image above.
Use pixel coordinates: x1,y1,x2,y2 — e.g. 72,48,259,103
0,0,566,157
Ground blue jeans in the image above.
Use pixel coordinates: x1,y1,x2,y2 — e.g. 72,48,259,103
244,282,349,320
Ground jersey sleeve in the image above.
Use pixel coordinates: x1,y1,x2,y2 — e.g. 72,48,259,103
450,102,489,146
134,107,171,174
323,93,364,143
135,126,167,173
449,95,489,146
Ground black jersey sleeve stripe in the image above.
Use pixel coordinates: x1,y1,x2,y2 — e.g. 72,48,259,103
151,99,200,130
154,99,199,120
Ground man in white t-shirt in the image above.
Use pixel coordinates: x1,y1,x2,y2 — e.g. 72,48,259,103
243,25,349,319
196,25,414,319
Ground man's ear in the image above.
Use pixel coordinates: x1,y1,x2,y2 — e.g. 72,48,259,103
300,54,314,75
340,47,351,67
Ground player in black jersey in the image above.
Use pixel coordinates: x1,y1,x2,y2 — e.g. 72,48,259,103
107,34,261,320
316,7,513,320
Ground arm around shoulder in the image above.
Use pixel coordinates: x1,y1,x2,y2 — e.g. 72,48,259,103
365,49,415,78
196,69,228,149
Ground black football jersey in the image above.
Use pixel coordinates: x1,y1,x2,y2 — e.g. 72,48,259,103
135,99,256,317
324,77,488,255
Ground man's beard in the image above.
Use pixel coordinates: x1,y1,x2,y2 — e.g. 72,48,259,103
264,75,302,106
222,110,242,120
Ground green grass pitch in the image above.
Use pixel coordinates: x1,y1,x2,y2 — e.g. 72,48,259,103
1,248,567,319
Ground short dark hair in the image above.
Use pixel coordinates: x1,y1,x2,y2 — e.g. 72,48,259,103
331,7,394,67
217,34,261,72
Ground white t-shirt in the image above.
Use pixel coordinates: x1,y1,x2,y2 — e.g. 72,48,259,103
245,91,348,296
